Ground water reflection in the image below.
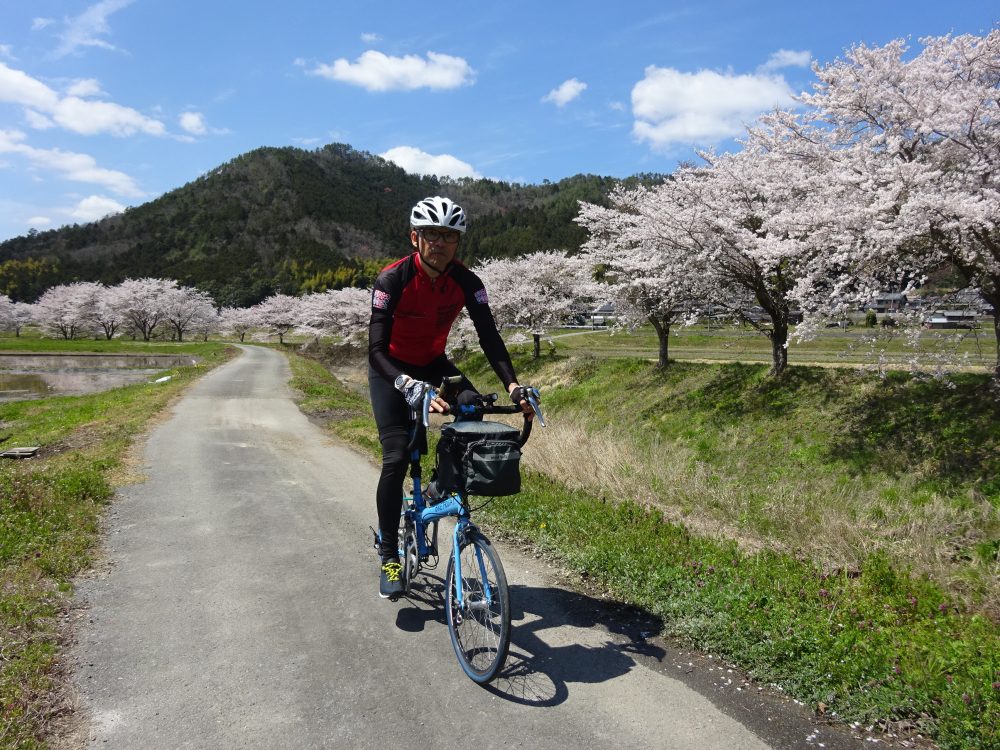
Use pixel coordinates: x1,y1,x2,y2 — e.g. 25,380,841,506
0,354,199,402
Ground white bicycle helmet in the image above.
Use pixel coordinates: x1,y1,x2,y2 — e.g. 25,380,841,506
410,196,467,233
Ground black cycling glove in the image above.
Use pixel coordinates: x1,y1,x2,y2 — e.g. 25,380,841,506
509,385,538,406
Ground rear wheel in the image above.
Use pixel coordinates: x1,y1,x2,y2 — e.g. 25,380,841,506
401,528,418,593
445,530,510,683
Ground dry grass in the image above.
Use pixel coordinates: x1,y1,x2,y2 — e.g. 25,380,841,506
522,410,1000,618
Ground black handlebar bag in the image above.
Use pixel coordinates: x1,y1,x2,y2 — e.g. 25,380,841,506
436,420,522,496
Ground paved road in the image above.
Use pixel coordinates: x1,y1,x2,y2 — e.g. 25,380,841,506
69,345,864,749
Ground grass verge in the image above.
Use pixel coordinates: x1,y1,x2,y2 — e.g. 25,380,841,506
0,341,232,749
287,347,999,750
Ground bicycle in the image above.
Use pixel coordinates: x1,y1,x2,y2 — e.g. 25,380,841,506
386,375,544,684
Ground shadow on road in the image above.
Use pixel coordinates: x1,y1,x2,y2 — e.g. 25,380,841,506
393,575,665,707
394,571,448,632
484,584,665,706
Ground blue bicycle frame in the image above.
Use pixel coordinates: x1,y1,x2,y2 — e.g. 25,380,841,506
399,384,543,609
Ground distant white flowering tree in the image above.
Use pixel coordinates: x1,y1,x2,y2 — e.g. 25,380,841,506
10,302,33,337
189,301,221,342
219,306,258,342
475,251,592,358
0,295,13,333
162,286,217,342
94,285,128,340
32,282,102,339
113,278,178,341
578,188,716,368
254,294,301,344
297,287,371,346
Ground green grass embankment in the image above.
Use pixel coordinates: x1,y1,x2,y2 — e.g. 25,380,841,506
287,348,999,750
0,341,232,749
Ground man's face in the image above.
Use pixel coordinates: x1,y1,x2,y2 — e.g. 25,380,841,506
411,227,461,274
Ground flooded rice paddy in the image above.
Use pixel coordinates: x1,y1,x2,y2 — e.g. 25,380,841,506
0,353,198,401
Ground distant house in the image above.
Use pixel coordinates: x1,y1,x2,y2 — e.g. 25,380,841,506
924,310,980,329
869,292,907,313
587,302,617,327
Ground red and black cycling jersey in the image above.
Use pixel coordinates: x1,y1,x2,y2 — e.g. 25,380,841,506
368,252,516,388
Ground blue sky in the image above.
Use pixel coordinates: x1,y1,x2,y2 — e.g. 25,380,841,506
0,0,996,242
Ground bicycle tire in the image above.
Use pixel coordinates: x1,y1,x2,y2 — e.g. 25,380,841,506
445,530,510,683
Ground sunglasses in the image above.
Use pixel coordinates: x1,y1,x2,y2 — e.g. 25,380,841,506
419,228,461,244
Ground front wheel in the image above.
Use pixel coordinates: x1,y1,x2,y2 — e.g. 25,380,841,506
445,530,510,683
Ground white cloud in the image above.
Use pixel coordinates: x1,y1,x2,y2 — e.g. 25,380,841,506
66,78,105,97
609,100,626,112
312,50,475,92
631,66,796,149
542,78,587,107
24,110,55,129
0,63,164,136
0,63,60,110
68,195,125,221
54,0,134,58
0,45,15,60
53,96,165,136
179,111,207,135
758,49,811,73
380,146,481,179
32,18,55,31
0,129,144,197
27,215,52,227
361,33,381,44
177,110,228,137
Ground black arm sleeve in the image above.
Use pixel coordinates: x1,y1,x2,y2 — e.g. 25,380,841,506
368,272,404,385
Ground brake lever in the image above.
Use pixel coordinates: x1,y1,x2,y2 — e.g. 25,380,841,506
422,386,436,427
526,388,546,427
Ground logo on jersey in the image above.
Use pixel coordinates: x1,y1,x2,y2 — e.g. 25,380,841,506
474,288,489,305
372,289,391,309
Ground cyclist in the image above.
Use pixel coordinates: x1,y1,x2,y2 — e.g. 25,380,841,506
368,195,536,599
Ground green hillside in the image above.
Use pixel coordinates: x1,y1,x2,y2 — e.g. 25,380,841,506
0,143,659,306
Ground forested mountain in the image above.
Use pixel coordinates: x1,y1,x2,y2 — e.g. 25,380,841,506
0,143,662,306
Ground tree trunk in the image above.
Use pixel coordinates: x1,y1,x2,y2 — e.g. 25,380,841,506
769,318,788,376
649,316,670,369
532,333,541,359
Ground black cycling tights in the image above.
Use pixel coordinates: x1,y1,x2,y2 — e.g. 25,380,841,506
368,357,476,559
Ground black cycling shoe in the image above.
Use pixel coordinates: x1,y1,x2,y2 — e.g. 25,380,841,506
379,557,404,600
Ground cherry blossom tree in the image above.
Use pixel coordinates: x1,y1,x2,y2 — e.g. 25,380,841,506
803,29,1000,375
297,287,371,346
604,115,872,377
0,295,12,334
219,306,258,342
32,282,102,339
93,285,128,340
189,301,221,342
577,188,715,368
475,251,592,359
162,286,217,342
254,294,302,344
9,302,33,337
113,278,178,341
